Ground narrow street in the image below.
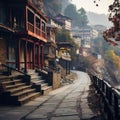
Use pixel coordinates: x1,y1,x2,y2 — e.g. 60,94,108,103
0,71,101,120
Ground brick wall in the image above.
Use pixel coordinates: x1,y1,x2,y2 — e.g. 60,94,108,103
0,38,6,64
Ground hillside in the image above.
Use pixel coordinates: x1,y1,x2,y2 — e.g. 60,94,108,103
43,0,62,17
31,0,111,28
87,12,112,28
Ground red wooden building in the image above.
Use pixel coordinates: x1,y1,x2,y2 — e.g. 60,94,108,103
0,0,47,72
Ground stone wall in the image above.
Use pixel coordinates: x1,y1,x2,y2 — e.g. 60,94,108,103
0,37,6,64
52,72,61,89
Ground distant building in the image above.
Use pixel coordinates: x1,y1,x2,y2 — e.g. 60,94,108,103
48,18,63,30
91,29,99,39
92,25,106,34
71,27,92,56
44,24,57,68
71,35,81,54
57,42,73,75
48,13,72,31
53,14,72,31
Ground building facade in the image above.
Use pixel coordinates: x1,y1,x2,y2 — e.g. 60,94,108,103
0,0,47,72
44,24,57,68
57,42,72,75
71,27,92,56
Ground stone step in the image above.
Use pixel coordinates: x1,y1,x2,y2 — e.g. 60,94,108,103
0,73,43,106
8,85,31,94
18,92,40,105
30,75,42,79
2,79,22,85
31,81,47,92
28,72,39,75
5,83,26,90
41,86,52,95
27,69,36,75
11,89,36,99
41,83,48,87
31,80,45,84
26,69,52,96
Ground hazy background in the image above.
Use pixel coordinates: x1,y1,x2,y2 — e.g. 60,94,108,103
71,0,114,14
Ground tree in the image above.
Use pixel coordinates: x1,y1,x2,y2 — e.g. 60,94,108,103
64,4,88,28
64,4,78,20
105,50,120,68
77,8,88,27
43,0,61,16
56,29,72,42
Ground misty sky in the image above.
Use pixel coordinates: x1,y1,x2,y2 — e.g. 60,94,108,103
71,0,114,14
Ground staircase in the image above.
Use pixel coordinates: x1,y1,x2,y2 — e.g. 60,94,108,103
0,68,53,106
27,69,52,95
0,77,40,105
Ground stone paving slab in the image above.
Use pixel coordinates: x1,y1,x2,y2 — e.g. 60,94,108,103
54,108,78,116
51,115,80,120
42,103,57,107
0,112,26,120
24,96,50,106
26,114,47,120
59,102,76,108
59,103,76,108
25,108,49,119
63,98,78,102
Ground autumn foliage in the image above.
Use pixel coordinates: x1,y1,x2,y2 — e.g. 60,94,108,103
105,50,120,68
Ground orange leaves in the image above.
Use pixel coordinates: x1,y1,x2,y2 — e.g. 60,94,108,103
105,50,120,68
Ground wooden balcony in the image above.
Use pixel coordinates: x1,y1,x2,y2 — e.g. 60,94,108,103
28,22,34,33
36,27,40,36
27,22,46,42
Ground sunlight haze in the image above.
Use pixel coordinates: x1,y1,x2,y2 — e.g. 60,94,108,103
71,0,114,14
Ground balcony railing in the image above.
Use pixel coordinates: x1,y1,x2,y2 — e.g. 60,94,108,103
28,22,34,33
27,22,46,39
42,31,46,38
36,27,41,36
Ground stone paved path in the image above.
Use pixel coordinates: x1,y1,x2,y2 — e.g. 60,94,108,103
0,71,101,120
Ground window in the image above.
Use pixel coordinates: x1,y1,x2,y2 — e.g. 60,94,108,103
7,40,16,60
0,4,5,24
36,17,40,28
28,10,34,24
42,21,45,32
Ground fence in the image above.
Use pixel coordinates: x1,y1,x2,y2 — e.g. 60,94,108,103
89,74,120,120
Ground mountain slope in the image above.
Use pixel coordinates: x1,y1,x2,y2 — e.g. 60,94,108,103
87,12,112,27
43,0,61,17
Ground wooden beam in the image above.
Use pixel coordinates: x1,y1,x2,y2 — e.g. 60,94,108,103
32,43,35,69
24,41,27,73
38,44,40,67
17,39,20,70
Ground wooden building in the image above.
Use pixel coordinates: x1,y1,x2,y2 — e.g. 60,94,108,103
0,0,47,72
57,42,73,75
53,14,72,31
0,0,63,106
44,24,57,68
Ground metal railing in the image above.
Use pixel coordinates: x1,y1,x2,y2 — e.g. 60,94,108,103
89,73,120,120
